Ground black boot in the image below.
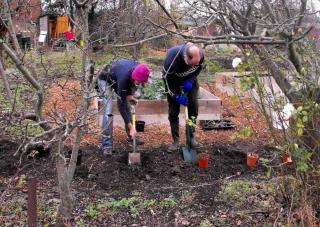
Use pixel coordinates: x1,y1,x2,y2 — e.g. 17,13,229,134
190,120,199,148
168,121,179,152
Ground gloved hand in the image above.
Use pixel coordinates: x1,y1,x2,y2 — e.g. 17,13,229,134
175,95,188,105
127,95,138,106
182,80,193,92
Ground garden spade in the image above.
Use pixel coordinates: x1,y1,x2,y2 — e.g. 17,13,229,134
128,104,141,165
182,105,198,163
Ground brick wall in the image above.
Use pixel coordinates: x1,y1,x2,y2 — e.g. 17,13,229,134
10,0,41,22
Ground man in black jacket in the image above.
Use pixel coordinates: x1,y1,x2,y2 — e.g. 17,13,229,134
162,43,205,151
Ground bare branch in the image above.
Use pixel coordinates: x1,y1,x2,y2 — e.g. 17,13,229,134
296,0,308,26
3,0,22,57
0,40,41,91
153,0,179,30
112,33,169,47
280,0,292,19
260,0,278,24
146,17,287,45
72,0,91,7
0,59,13,105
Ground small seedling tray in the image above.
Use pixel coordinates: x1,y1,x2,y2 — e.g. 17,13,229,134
200,119,235,130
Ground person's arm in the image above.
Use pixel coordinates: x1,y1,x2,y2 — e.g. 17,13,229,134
117,79,137,138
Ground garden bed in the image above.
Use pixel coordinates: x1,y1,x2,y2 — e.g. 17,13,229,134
105,87,222,126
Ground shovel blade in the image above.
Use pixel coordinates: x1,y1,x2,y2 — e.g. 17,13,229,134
182,147,198,163
128,152,141,165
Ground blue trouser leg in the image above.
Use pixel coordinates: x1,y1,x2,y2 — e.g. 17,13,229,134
117,98,132,139
98,79,113,149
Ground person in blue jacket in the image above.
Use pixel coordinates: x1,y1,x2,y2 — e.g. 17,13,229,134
97,59,151,156
162,43,205,151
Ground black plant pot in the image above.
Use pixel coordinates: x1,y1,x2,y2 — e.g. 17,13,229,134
135,121,145,132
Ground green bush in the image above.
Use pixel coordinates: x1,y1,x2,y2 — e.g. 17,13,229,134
206,59,222,73
137,78,165,100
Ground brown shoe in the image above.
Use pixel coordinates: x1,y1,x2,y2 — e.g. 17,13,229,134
103,147,113,156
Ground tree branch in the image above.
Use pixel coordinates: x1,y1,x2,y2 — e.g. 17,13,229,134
297,0,308,26
0,39,43,118
112,33,169,47
153,0,179,30
0,59,13,105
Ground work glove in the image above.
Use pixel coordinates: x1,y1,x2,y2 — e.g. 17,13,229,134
128,96,138,106
182,80,193,92
129,99,137,106
175,94,188,105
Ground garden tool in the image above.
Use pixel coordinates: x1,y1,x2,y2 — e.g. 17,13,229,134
182,105,198,163
128,104,141,165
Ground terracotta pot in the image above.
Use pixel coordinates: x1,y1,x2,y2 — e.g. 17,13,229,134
282,152,293,164
246,152,259,167
198,153,209,169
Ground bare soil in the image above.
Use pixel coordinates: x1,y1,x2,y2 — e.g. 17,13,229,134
0,135,283,226
0,78,291,226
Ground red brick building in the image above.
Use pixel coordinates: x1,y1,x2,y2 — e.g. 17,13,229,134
8,0,41,48
10,0,41,23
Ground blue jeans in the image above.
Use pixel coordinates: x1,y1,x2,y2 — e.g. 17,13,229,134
98,79,113,149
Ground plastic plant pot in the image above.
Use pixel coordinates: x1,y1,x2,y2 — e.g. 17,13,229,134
282,152,293,165
246,152,259,167
135,120,145,132
198,153,209,169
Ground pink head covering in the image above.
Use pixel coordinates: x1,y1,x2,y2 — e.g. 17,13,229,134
131,64,151,82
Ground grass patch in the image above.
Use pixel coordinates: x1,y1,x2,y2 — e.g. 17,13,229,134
218,178,277,209
159,197,177,207
86,194,179,220
6,119,44,137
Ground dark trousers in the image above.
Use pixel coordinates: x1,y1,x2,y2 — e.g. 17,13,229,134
166,80,199,142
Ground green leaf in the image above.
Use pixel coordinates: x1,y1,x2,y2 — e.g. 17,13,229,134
266,167,272,178
297,161,309,172
302,115,308,123
296,118,303,127
230,95,238,102
297,127,303,136
87,202,97,220
160,197,176,207
143,199,156,208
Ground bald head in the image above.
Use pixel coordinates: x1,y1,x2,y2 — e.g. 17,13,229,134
183,44,202,66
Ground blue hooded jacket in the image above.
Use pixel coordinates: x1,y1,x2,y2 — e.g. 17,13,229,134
99,59,138,124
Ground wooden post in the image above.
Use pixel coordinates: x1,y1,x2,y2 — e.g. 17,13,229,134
27,178,37,227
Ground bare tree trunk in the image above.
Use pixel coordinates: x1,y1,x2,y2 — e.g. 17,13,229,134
55,101,89,226
3,0,22,57
0,59,13,105
56,155,74,226
255,47,301,103
55,2,91,224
